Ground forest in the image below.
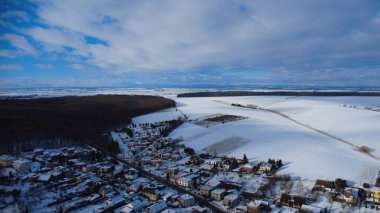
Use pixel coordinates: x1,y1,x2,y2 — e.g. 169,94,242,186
178,91,380,97
0,95,175,155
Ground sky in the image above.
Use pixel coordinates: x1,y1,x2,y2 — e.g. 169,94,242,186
0,0,380,89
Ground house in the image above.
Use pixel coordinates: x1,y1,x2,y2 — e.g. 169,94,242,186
37,173,51,183
300,204,322,213
205,158,222,165
179,194,195,207
99,185,114,196
125,168,139,180
224,194,239,207
189,155,202,165
12,159,31,172
343,188,358,205
258,162,273,174
313,179,335,192
211,189,226,201
371,189,380,199
121,198,148,212
280,193,306,209
247,200,261,213
82,164,95,172
167,168,179,176
146,201,167,213
200,180,221,197
0,155,16,167
34,148,45,156
177,176,193,188
142,186,160,201
129,182,142,192
240,164,254,173
375,170,380,187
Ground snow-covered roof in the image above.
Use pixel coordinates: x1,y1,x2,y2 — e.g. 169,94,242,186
212,188,225,194
301,204,321,213
38,173,51,182
146,201,167,213
224,194,239,200
180,194,194,200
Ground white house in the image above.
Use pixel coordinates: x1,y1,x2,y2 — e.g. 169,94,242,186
223,194,239,207
125,168,139,180
211,189,226,201
259,162,273,173
177,176,193,188
179,194,195,207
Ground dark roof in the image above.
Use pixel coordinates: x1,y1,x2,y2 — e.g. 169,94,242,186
315,179,334,189
280,193,291,202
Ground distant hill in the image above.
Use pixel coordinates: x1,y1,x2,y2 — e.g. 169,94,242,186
178,91,380,97
0,95,175,154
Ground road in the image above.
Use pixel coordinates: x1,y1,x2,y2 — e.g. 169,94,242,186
86,143,227,213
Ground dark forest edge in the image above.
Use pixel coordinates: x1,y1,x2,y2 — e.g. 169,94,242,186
0,95,176,155
177,91,380,97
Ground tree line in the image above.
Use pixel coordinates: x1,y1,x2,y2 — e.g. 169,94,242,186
0,95,175,155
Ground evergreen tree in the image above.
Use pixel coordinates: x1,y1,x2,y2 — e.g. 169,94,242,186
243,154,248,164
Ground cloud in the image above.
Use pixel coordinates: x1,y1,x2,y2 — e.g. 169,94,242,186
1,0,380,87
0,64,23,71
0,33,37,56
0,10,30,22
34,64,53,69
69,63,88,71
23,0,379,74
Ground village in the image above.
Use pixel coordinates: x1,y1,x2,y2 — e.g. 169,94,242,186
1,117,380,213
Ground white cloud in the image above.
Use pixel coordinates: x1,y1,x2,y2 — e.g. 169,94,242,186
0,10,30,22
26,1,378,74
0,64,23,71
34,64,53,69
0,33,37,55
69,63,88,71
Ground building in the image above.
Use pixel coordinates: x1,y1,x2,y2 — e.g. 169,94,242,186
240,164,254,173
247,200,261,213
146,201,167,213
177,176,193,188
200,180,221,197
301,204,322,213
179,194,195,207
34,148,45,156
224,194,239,207
129,182,142,192
259,162,273,174
343,188,358,205
0,155,16,167
280,193,306,209
82,164,95,172
99,185,114,196
313,179,335,192
211,189,226,201
125,168,139,180
371,189,380,199
142,187,160,201
120,198,148,212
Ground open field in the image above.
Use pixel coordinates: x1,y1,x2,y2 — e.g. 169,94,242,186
168,95,380,183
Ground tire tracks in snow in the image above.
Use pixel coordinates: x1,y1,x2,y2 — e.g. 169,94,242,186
214,100,380,161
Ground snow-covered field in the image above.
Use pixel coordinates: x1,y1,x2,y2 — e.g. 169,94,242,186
132,108,183,124
167,95,380,183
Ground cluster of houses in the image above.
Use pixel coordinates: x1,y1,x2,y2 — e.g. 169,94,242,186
2,118,380,213
0,146,208,212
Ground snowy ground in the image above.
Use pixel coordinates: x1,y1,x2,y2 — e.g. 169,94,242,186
167,95,380,183
132,108,183,124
